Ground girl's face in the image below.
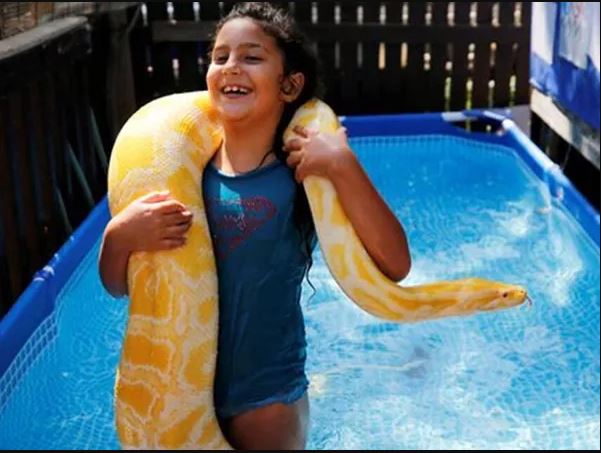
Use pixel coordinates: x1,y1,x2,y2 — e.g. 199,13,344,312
207,18,288,124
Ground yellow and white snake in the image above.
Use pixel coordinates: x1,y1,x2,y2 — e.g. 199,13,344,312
107,92,527,449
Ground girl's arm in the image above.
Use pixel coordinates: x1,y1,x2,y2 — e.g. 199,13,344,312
98,192,193,297
99,221,132,297
284,126,411,281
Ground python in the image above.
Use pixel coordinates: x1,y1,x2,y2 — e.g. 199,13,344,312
107,91,527,449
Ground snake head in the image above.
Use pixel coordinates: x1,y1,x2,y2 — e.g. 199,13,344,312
479,283,529,311
458,278,528,312
500,286,529,306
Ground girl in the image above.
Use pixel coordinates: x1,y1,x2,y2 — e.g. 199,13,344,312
99,2,411,450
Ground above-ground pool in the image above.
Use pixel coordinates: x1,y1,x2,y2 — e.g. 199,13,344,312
1,111,599,450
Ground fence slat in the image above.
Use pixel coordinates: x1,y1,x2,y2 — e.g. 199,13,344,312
79,64,99,195
172,2,203,92
361,1,381,114
493,3,515,106
382,2,403,113
55,66,74,201
450,2,470,111
0,219,12,315
145,1,168,21
172,1,194,22
128,5,154,106
177,42,204,92
339,2,360,114
27,80,59,257
71,64,95,199
151,45,176,97
146,2,176,97
70,67,85,170
197,0,224,83
198,2,222,21
428,2,450,112
405,2,427,112
314,2,339,109
44,69,70,242
293,1,312,23
49,70,71,235
7,90,43,279
0,97,23,310
472,2,494,108
514,2,531,104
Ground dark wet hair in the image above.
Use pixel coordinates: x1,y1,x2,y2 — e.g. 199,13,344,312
211,2,325,286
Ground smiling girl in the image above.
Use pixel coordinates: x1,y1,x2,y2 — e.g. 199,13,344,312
99,3,411,449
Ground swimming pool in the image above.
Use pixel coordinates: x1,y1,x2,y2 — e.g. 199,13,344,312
1,111,599,449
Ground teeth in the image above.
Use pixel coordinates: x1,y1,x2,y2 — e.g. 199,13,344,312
223,85,249,94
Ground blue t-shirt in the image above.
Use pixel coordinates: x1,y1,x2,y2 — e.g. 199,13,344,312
203,158,312,418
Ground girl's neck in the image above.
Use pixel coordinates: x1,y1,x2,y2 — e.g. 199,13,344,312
216,117,280,175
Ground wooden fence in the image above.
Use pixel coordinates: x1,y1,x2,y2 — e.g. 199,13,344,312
128,1,531,114
0,13,131,317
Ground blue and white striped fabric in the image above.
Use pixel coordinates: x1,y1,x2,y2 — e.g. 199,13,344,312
530,2,600,130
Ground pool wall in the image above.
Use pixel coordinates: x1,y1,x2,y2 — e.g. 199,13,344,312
1,109,599,380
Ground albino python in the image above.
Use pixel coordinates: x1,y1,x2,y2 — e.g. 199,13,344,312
107,91,528,449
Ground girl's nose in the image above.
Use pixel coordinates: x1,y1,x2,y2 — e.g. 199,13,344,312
223,58,241,75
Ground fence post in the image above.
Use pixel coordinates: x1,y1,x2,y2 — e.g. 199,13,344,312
450,2,470,111
472,2,494,108
428,2,450,112
106,6,138,139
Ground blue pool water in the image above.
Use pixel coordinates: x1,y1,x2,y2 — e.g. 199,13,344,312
0,135,599,449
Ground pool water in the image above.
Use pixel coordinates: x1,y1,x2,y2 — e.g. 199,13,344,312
0,135,599,449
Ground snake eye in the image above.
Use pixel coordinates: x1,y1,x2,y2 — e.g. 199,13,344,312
502,292,508,298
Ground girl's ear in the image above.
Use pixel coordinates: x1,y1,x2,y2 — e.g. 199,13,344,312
280,72,306,103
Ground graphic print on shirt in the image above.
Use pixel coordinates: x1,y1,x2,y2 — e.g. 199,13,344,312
207,195,277,259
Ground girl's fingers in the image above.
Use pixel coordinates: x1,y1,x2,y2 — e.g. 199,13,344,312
284,137,304,152
165,210,193,224
179,216,193,229
164,223,191,237
155,199,187,214
292,125,318,138
294,163,307,184
141,190,171,203
292,125,309,138
286,151,303,168
160,237,186,249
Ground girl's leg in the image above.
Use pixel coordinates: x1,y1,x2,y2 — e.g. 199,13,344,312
224,393,309,450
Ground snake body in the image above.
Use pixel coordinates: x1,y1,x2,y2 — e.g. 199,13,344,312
107,91,527,449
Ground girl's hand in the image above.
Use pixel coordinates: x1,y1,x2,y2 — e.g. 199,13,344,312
283,125,354,183
109,191,193,252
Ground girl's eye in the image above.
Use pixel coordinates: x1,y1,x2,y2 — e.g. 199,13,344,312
211,54,262,64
